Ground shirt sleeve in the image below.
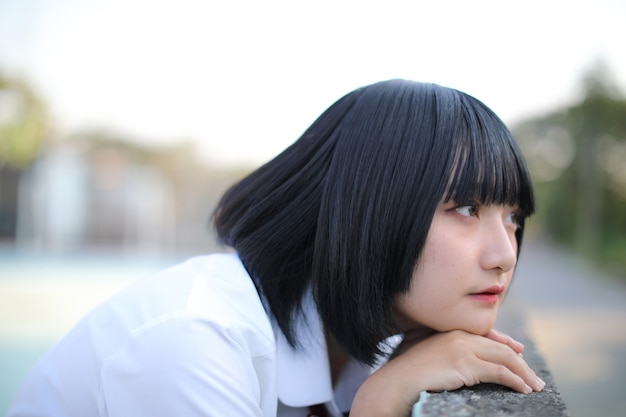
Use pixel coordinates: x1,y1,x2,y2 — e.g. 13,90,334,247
100,314,269,417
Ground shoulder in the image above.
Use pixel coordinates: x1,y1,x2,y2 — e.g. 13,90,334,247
44,253,275,359
96,254,277,413
181,253,274,346
105,253,274,353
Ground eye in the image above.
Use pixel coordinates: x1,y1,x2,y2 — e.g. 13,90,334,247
506,211,522,228
456,205,479,217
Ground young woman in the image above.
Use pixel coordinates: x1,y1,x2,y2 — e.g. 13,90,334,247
7,80,543,417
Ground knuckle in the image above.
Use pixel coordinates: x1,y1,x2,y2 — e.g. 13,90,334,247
495,365,509,380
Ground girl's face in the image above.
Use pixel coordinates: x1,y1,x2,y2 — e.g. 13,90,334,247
393,202,521,336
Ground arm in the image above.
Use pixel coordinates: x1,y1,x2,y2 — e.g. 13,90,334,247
350,329,544,417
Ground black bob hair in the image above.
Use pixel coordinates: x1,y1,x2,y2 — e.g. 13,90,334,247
213,79,535,365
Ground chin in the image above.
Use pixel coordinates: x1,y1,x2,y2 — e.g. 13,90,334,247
429,313,498,335
460,318,496,336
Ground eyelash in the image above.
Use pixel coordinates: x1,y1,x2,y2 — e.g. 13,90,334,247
454,204,523,227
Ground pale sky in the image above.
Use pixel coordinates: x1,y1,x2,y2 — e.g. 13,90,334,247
1,0,625,166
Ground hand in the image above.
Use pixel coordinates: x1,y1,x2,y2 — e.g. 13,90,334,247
484,328,525,354
350,329,545,417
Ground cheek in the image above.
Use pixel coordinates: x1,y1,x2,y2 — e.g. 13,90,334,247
412,262,453,305
400,243,474,328
400,258,459,322
416,234,464,296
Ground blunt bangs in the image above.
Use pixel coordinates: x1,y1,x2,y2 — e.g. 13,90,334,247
442,96,535,219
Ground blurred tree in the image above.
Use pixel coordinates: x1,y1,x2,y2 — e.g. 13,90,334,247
513,61,626,276
0,74,47,168
0,74,47,239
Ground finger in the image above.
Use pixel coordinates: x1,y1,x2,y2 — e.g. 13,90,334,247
476,340,544,391
484,329,524,353
484,329,524,354
472,360,534,394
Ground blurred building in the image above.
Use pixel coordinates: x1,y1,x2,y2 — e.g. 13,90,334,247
9,136,238,257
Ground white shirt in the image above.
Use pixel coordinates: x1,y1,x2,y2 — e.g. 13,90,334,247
6,254,371,417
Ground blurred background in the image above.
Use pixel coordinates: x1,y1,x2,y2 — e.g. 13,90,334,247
0,1,625,416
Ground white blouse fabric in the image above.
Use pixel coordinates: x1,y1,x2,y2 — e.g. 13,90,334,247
6,254,371,417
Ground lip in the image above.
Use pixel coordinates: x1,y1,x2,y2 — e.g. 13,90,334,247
468,285,504,304
476,285,504,295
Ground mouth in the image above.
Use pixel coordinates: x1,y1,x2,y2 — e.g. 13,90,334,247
467,285,504,304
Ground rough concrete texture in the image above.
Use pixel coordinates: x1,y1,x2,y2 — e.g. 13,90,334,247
417,322,569,417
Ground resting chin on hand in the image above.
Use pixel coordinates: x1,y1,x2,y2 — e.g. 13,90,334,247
350,328,545,417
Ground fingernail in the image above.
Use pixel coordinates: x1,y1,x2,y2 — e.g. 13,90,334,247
537,377,546,390
524,384,533,394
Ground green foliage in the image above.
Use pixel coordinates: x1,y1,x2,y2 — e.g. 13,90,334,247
513,63,626,278
0,74,47,168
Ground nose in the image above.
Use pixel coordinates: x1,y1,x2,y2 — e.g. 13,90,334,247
480,217,518,273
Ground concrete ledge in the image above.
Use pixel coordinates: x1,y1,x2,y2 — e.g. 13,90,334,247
414,313,569,416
